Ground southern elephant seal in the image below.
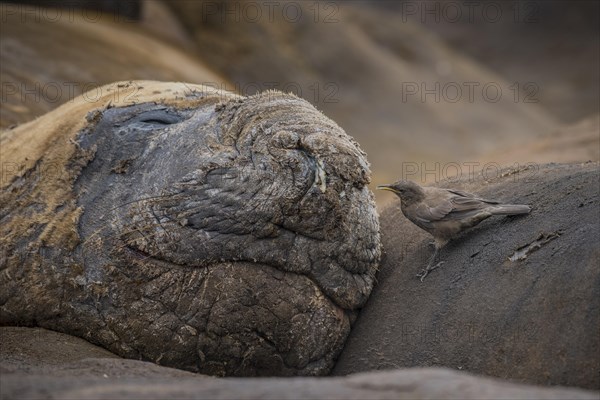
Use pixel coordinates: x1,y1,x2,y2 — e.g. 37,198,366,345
0,81,381,376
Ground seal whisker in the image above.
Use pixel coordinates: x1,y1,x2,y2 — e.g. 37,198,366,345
107,193,186,213
111,225,171,253
79,219,164,250
166,193,274,220
78,195,193,249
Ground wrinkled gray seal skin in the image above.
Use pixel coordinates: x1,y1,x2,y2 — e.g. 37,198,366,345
0,90,381,376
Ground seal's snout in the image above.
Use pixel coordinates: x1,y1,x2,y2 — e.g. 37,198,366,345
270,130,300,149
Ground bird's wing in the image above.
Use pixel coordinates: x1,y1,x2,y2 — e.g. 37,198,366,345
411,197,454,225
445,194,498,220
446,189,475,198
448,189,499,205
414,189,496,223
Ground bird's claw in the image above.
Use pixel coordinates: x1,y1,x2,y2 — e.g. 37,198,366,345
416,269,429,282
416,261,445,282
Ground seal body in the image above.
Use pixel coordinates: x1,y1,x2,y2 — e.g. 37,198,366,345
0,82,381,376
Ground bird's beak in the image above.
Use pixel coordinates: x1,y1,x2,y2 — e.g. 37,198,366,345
376,184,396,192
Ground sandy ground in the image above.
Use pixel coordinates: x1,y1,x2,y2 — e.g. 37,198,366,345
0,4,222,129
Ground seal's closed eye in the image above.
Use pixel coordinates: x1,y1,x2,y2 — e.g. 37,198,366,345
136,110,183,125
104,104,192,132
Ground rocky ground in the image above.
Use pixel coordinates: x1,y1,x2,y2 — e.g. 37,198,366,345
2,327,597,400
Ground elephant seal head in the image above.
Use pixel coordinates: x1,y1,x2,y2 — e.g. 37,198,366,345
1,82,381,376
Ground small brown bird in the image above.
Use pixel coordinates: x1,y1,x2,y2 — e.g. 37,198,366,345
377,180,531,281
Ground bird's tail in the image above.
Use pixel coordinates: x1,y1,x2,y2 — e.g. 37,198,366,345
489,204,531,215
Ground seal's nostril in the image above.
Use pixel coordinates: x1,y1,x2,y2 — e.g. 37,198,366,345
270,130,300,149
313,158,327,193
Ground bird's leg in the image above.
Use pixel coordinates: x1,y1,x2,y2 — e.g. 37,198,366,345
417,243,445,282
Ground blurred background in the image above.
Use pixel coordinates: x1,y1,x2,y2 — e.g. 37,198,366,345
1,0,598,206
